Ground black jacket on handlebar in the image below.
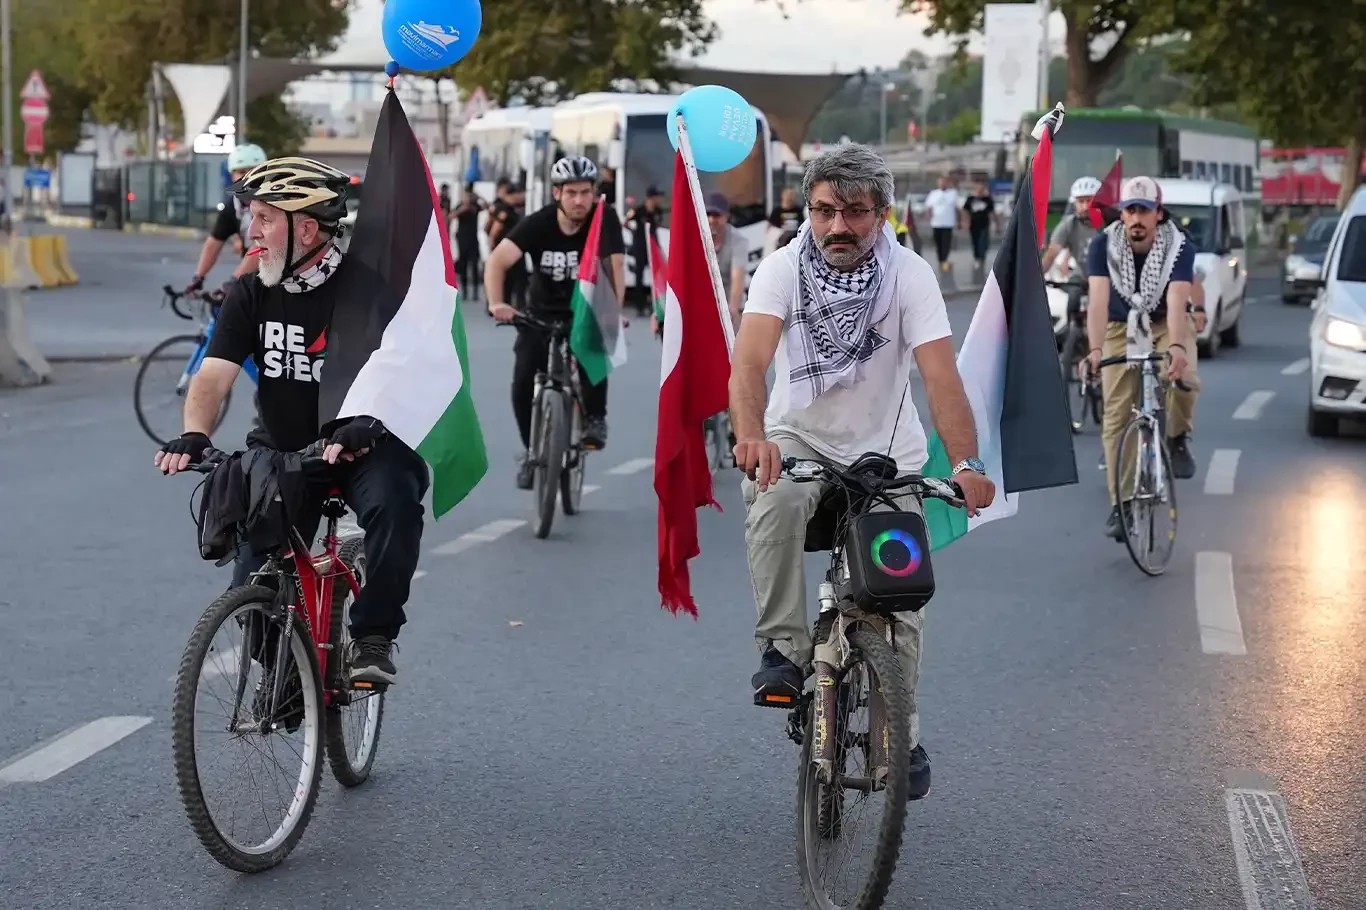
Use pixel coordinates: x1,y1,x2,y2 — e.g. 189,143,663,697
196,447,314,563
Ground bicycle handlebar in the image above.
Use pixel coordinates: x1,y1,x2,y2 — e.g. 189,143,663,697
493,310,572,337
1095,351,1192,392
185,440,331,475
163,285,225,321
779,455,965,507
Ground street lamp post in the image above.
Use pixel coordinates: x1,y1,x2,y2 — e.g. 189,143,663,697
1,0,12,233
880,81,895,147
238,0,249,140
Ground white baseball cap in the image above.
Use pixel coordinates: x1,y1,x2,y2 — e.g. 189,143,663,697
1120,176,1162,210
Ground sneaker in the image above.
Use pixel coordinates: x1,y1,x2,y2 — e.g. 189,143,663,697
251,672,304,734
1105,505,1125,542
1168,434,1196,480
908,744,931,800
582,417,608,450
349,635,397,685
752,645,803,707
515,452,535,490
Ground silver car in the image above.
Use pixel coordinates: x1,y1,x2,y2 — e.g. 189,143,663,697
1282,214,1339,305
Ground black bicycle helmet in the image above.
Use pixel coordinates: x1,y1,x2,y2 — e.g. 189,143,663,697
550,155,599,187
230,156,351,227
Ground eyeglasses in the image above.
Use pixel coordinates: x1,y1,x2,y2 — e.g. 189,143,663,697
809,204,881,226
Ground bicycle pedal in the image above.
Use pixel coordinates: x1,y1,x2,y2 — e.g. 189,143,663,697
349,678,391,692
753,684,801,708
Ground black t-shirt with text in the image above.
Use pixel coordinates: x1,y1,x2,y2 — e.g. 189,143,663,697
963,194,994,232
488,198,522,242
210,194,250,258
768,205,805,235
506,202,624,315
205,256,394,451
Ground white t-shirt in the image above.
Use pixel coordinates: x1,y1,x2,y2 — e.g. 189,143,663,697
743,244,952,471
924,188,960,229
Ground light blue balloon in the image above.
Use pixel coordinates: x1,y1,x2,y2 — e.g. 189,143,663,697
667,85,758,173
382,0,482,73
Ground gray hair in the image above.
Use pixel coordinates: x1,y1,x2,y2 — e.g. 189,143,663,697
800,144,895,209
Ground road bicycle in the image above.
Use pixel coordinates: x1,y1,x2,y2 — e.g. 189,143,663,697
134,285,259,446
1049,278,1102,433
761,452,964,909
505,312,590,539
703,411,735,473
1098,350,1191,576
170,441,385,872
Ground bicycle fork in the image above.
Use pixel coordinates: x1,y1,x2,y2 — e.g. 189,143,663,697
809,583,890,791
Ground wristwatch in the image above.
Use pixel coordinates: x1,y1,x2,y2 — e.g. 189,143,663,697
952,457,986,476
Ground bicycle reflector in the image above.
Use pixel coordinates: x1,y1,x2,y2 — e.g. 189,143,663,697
846,511,936,613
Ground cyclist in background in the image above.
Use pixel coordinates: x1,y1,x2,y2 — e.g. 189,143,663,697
187,143,269,294
1043,176,1101,277
483,155,625,488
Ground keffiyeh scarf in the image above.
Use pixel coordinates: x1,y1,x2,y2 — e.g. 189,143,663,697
282,242,343,294
786,222,895,409
1104,219,1184,355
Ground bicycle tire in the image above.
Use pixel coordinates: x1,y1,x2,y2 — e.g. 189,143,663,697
1059,329,1085,433
560,398,586,516
533,389,566,539
1087,381,1103,426
171,585,326,873
134,335,231,446
1113,418,1177,576
796,625,911,910
325,537,386,787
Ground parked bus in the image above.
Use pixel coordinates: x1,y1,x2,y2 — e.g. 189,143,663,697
460,105,555,212
1259,146,1366,207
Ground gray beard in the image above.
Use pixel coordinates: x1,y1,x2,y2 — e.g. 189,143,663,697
819,231,877,270
256,247,286,287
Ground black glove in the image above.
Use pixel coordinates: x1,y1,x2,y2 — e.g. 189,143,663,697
328,417,386,453
186,275,205,295
161,431,213,463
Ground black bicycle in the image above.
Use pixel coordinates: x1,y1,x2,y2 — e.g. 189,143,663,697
761,452,964,909
1049,278,1102,433
504,313,590,539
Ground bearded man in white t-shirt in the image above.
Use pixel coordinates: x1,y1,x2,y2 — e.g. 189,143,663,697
729,144,995,801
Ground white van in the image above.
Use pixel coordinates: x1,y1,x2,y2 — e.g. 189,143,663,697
1155,179,1250,358
1305,185,1366,437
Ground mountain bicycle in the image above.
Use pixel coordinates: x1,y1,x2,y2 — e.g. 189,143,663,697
134,285,259,446
1049,278,1102,433
764,452,964,910
170,441,385,872
1098,350,1191,576
505,312,590,539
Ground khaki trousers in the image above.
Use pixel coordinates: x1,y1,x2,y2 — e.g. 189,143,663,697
742,433,924,748
1099,317,1202,505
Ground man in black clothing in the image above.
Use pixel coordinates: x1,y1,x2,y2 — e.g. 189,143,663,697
155,156,428,687
767,186,805,249
961,179,997,271
488,180,528,308
483,155,625,489
187,143,270,294
624,184,664,315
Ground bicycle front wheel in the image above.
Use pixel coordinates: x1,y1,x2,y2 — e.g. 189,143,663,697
325,537,386,787
533,389,567,539
1114,417,1178,576
171,585,325,872
560,397,587,516
796,626,911,910
134,335,230,446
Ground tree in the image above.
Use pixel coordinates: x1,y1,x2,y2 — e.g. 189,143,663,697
928,107,981,144
439,0,717,106
10,0,96,157
1177,0,1366,206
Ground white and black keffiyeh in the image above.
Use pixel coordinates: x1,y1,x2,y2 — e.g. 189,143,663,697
1104,219,1184,354
786,222,894,409
281,242,343,294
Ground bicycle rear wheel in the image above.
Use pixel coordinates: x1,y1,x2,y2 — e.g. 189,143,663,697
171,585,325,872
560,397,586,516
325,537,386,787
1114,417,1178,576
796,625,911,910
1060,328,1085,433
134,335,231,446
532,389,567,539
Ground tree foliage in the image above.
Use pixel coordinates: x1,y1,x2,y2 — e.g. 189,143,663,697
436,0,717,106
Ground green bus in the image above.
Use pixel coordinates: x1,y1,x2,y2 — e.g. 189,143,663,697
1017,107,1260,228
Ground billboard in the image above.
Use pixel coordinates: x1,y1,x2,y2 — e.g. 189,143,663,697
980,3,1045,143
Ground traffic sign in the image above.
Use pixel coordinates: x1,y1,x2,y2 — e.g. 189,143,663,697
24,168,50,189
24,125,44,156
463,86,488,121
20,98,48,125
20,69,49,101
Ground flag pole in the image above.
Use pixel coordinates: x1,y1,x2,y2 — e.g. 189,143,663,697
673,113,736,358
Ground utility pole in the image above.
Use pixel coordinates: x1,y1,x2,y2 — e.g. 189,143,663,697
1,0,12,234
1038,0,1051,109
238,0,249,140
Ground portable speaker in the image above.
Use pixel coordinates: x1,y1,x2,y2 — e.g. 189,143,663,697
845,509,936,614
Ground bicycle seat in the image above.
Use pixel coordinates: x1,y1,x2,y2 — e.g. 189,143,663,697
802,453,900,552
320,486,347,518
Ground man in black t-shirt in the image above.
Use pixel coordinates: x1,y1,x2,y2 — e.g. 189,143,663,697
483,155,625,490
767,186,805,249
961,179,997,270
487,181,527,308
625,185,664,316
187,144,269,295
155,156,429,688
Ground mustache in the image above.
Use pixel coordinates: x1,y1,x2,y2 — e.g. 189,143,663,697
823,233,857,246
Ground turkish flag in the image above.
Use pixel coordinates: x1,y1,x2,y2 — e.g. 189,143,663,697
1089,155,1123,229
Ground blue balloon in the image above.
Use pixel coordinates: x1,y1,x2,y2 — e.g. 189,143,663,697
667,85,758,173
382,0,482,73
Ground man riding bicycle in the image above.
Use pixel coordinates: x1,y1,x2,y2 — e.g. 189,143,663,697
154,156,430,687
1043,176,1103,279
188,143,269,293
730,144,995,801
483,155,625,489
1085,176,1196,541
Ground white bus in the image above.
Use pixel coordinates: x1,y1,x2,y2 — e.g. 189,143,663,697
549,92,775,287
460,105,555,211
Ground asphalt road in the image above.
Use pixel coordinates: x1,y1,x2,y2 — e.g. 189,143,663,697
1,248,1363,910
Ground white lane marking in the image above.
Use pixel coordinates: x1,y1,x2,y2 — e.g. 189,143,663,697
1233,391,1276,421
413,570,428,580
0,716,153,786
1196,552,1246,655
1281,358,1310,376
583,484,601,495
606,457,654,476
1205,449,1241,496
1225,772,1316,910
431,518,526,556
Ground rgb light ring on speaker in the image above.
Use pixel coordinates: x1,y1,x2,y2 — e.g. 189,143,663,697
870,529,921,577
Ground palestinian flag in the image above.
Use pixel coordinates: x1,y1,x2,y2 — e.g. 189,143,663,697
319,89,488,518
568,197,626,386
921,110,1077,549
647,231,669,323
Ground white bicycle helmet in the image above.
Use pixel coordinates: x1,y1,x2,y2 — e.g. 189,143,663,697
228,143,268,173
1070,176,1102,200
550,155,599,186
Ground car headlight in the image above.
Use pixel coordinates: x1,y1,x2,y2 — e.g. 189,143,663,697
1323,317,1366,351
1285,254,1309,273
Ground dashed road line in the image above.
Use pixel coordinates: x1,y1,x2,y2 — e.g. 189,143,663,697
1204,449,1241,495
431,518,526,556
606,457,654,476
1225,770,1316,909
583,484,601,495
0,716,153,786
413,569,428,580
1281,358,1310,376
1196,552,1246,655
1233,391,1276,421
